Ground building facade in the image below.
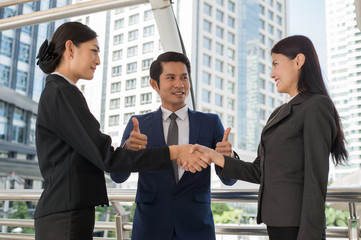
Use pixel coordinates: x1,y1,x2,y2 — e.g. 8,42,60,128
326,0,361,178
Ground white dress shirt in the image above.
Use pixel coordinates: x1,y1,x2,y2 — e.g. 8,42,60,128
161,105,189,180
52,72,76,86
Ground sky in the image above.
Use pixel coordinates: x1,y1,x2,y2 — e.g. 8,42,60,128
288,0,327,71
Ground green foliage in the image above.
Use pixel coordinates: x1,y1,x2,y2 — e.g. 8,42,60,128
325,205,348,227
7,201,34,234
211,203,245,224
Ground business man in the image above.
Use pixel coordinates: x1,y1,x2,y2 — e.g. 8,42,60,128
111,51,236,240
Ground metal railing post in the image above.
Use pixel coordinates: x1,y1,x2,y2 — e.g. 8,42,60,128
348,202,360,240
111,201,130,240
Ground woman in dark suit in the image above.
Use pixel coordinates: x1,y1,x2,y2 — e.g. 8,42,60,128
190,35,348,240
34,22,207,240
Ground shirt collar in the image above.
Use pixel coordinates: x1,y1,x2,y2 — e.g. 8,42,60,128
161,105,188,121
52,72,76,86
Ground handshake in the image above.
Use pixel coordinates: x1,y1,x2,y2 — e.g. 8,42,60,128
124,117,230,173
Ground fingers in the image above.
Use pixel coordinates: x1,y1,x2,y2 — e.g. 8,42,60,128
132,117,140,133
222,127,231,142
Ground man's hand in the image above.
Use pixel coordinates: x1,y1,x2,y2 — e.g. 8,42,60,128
124,117,148,151
189,144,225,168
215,127,232,157
169,145,210,173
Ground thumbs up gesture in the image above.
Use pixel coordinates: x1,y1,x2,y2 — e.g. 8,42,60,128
215,127,232,157
124,117,148,151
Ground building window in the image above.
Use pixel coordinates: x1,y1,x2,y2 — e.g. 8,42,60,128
129,14,139,25
227,98,235,110
260,109,266,120
227,115,235,127
127,62,137,74
268,81,274,92
227,81,235,93
0,64,10,87
126,79,136,90
0,101,7,140
144,9,153,21
115,8,125,14
125,95,136,107
203,54,211,67
203,20,212,33
112,65,122,77
260,94,266,104
276,2,282,12
268,10,273,21
114,19,124,30
141,92,152,105
113,34,124,45
140,110,151,114
204,3,212,16
112,50,122,61
109,115,120,126
110,98,120,109
216,10,224,22
277,29,282,39
1,36,13,57
141,76,150,87
260,48,265,59
260,78,266,89
128,30,139,41
228,64,235,77
16,70,28,92
202,89,211,103
143,41,154,53
216,42,223,55
202,72,211,85
4,7,16,18
143,25,155,37
260,33,265,44
124,112,135,124
215,76,223,89
260,19,265,29
228,16,235,28
227,32,235,44
228,48,235,60
268,38,274,48
259,4,265,15
216,27,224,40
215,59,223,72
268,24,274,34
215,94,223,107
276,16,282,25
12,107,25,144
259,63,265,74
21,26,32,36
127,46,138,57
228,1,235,12
203,37,212,50
216,0,224,6
268,97,275,108
142,58,153,70
111,81,121,93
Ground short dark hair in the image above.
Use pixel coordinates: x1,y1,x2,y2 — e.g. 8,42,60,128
149,51,191,86
37,21,97,74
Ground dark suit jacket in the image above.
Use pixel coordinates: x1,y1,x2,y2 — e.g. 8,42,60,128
35,74,170,219
220,93,337,240
111,108,236,240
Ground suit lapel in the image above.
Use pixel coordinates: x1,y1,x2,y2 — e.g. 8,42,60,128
262,93,309,134
149,108,166,147
188,109,201,144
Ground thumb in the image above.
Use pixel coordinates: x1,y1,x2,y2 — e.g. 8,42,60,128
222,127,231,142
132,117,140,133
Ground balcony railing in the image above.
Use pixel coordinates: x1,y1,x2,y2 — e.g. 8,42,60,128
0,188,360,240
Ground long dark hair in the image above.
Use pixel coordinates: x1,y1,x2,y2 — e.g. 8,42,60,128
37,22,97,74
271,35,348,165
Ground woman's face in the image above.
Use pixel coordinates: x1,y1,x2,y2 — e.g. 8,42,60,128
270,53,301,97
69,38,100,82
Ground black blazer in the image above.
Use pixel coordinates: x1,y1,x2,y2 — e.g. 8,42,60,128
35,74,170,219
220,93,337,240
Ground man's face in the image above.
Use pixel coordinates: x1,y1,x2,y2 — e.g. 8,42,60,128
150,61,190,112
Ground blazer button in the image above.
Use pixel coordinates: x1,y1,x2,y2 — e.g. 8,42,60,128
173,194,177,200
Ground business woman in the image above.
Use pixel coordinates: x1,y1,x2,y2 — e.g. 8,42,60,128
190,35,348,240
34,22,207,240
